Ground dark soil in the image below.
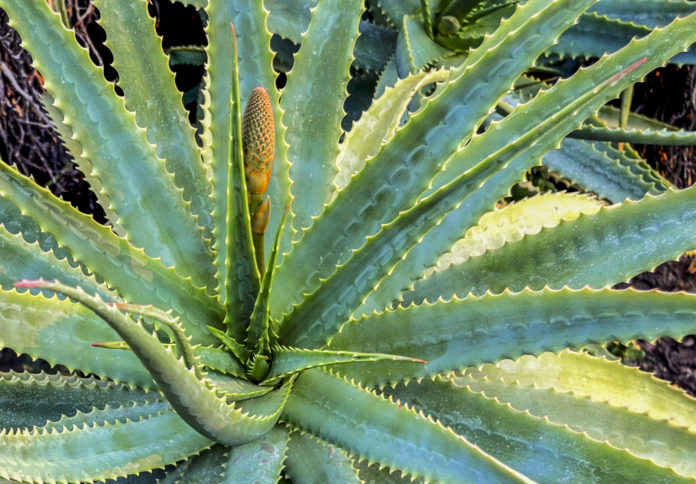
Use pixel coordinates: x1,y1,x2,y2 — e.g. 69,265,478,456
1,2,696,396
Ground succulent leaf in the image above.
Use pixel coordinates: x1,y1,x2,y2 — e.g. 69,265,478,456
272,0,597,323
284,431,360,484
4,0,696,481
571,124,696,145
264,347,425,384
93,0,212,237
0,0,216,290
462,349,696,431
589,0,696,28
20,280,281,446
551,12,696,64
329,287,696,385
0,371,154,430
0,288,153,388
386,377,695,482
223,426,289,482
543,138,669,202
0,402,212,483
0,160,223,344
282,369,529,483
409,185,696,301
283,0,364,236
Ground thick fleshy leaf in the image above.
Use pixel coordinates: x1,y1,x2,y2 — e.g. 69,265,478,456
272,0,598,323
0,289,153,388
333,69,450,192
0,161,222,344
589,0,696,28
203,7,259,333
0,402,212,483
285,431,360,484
542,138,669,203
408,186,696,302
94,0,212,236
264,347,425,384
283,0,363,235
0,0,216,288
354,12,696,319
553,12,696,64
158,445,229,483
570,124,696,145
463,349,696,430
25,281,282,446
0,372,155,429
223,426,288,483
282,369,529,483
385,377,694,482
328,288,696,385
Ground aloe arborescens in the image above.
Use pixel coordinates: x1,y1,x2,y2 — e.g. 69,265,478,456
3,1,696,482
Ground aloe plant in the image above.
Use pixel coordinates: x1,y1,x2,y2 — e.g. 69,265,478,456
3,0,696,482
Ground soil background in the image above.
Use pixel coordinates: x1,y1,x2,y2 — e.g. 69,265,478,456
1,1,696,395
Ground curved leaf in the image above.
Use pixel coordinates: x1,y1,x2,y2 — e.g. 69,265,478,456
283,0,364,235
285,431,360,484
0,372,155,430
385,377,694,482
0,161,222,343
0,0,216,288
282,369,528,483
0,402,212,483
94,0,212,236
329,288,696,385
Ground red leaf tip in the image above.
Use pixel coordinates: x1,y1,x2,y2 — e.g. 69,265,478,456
14,280,45,288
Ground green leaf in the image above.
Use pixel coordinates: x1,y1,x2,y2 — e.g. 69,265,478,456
409,186,696,301
328,288,696,385
282,369,528,483
272,0,597,322
0,222,112,300
266,0,316,44
333,69,450,192
94,0,212,237
0,161,222,344
264,347,425,384
158,445,228,483
1,0,216,288
354,21,398,72
415,192,603,284
385,377,694,482
375,0,421,27
283,0,364,235
0,289,153,388
214,0,290,256
589,0,696,28
246,209,288,355
0,402,212,483
595,105,679,131
553,12,696,64
28,281,282,446
543,138,669,202
0,372,155,429
357,11,696,318
394,15,451,77
570,124,696,145
223,426,289,483
285,431,360,484
203,5,259,333
204,372,273,402
40,92,123,234
461,349,696,434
